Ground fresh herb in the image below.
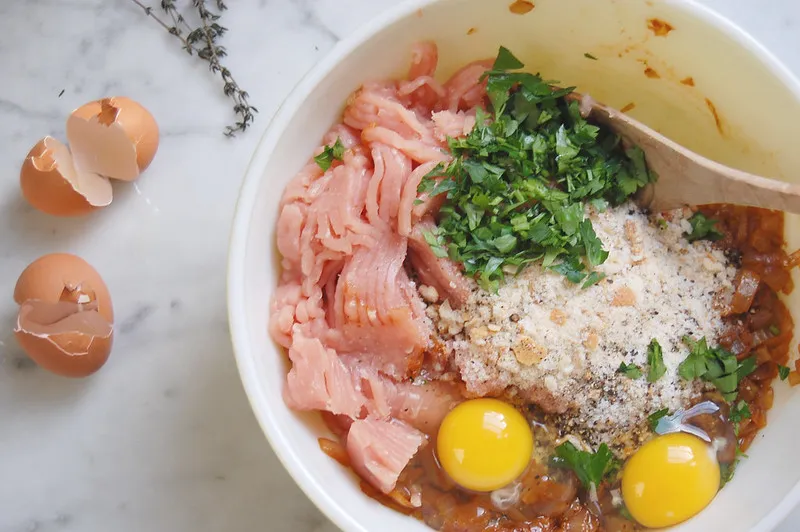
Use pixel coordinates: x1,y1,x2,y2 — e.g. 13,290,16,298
421,228,449,258
656,218,668,230
720,462,736,487
647,408,670,431
493,46,525,70
128,0,258,136
582,271,606,289
728,400,751,424
721,447,750,487
721,403,753,487
314,138,345,171
589,198,608,212
737,356,757,382
679,336,755,402
618,362,643,379
779,365,791,381
551,442,618,491
646,339,666,382
684,212,723,243
584,52,598,60
770,324,781,336
418,47,656,289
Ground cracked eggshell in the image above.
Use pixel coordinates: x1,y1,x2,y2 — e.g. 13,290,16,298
13,253,114,377
15,301,113,377
19,137,112,217
67,96,159,181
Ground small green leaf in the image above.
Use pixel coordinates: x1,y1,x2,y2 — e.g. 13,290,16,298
550,256,587,284
685,212,724,243
728,400,751,424
779,365,791,381
493,46,525,70
421,229,448,258
314,137,345,171
647,408,670,431
551,442,617,491
720,462,736,487
679,335,750,402
647,339,666,382
491,234,518,254
582,271,606,289
618,362,642,379
580,219,609,267
590,198,609,212
770,324,781,336
737,356,757,382
331,138,345,159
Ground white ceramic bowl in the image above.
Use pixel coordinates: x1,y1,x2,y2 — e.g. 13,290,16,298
227,1,800,530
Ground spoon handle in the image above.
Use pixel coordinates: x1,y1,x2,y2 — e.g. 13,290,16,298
588,100,800,214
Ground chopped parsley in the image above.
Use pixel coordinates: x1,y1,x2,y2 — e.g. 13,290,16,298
737,356,757,382
678,336,755,402
582,270,606,288
646,339,666,382
684,212,723,243
647,408,670,431
721,447,750,487
551,442,618,491
720,462,736,487
314,137,345,171
779,364,791,381
728,400,751,425
770,324,781,336
418,47,656,290
618,362,643,379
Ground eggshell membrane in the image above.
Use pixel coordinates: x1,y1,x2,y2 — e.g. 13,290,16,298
67,97,159,181
14,253,114,323
15,300,113,378
19,137,112,217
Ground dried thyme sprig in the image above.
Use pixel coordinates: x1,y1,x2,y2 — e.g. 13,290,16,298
128,0,258,136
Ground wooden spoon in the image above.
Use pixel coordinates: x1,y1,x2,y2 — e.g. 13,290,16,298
575,94,800,214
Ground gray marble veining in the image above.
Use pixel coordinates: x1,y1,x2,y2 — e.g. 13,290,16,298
0,0,798,531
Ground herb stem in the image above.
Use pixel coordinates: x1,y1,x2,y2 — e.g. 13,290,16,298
127,0,257,136
129,0,189,47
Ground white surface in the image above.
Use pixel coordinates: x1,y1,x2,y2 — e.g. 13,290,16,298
0,0,798,531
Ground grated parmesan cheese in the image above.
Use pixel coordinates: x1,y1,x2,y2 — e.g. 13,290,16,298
430,203,737,457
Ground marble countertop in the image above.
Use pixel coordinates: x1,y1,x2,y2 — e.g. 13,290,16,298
1,0,798,530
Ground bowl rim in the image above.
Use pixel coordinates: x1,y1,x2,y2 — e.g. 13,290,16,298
226,1,800,530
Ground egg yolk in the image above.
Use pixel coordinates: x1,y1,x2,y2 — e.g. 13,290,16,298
436,398,533,492
622,432,720,528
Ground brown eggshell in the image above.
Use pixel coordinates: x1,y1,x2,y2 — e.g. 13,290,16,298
19,137,112,217
15,300,113,378
68,96,159,179
14,253,114,323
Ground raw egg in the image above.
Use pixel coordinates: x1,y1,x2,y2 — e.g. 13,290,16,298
622,433,720,528
13,253,114,377
437,398,533,492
